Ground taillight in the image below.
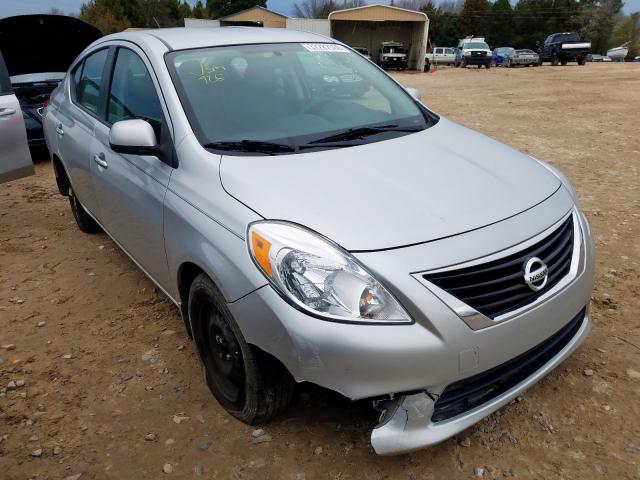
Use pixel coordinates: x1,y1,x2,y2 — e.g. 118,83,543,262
42,99,50,110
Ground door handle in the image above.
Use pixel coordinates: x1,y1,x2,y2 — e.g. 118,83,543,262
93,152,108,169
0,108,16,117
55,124,64,136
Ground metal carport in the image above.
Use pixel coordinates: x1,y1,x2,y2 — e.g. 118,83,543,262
329,4,429,71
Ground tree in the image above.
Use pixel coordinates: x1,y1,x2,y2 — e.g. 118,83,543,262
206,0,267,18
609,12,640,59
458,0,491,38
192,1,210,18
488,0,513,47
581,0,624,54
80,0,145,33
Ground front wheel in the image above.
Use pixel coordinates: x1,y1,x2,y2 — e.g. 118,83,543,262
578,56,586,66
189,274,295,424
485,62,491,69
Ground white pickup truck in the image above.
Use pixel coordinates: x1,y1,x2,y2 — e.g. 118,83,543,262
424,47,456,71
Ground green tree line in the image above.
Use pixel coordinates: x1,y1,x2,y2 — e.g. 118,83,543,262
79,0,267,33
79,0,639,59
406,0,638,58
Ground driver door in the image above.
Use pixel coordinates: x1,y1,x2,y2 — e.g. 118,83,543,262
90,46,174,289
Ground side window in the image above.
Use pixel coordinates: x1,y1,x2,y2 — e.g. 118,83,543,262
107,48,164,130
70,63,83,99
0,51,11,96
76,49,109,115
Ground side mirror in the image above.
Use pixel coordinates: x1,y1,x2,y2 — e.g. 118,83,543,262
109,119,158,155
405,87,422,102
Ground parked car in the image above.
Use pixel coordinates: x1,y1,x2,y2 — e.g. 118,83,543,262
0,14,101,153
378,41,408,70
589,54,604,62
424,47,456,71
634,55,640,62
455,37,492,68
492,47,515,66
514,49,540,66
537,32,591,66
602,56,613,62
44,28,594,455
352,46,372,61
0,50,32,184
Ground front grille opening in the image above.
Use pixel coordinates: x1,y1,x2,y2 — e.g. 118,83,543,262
431,308,586,423
424,215,574,318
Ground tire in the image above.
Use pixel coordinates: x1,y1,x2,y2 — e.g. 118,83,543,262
551,53,559,66
68,186,99,233
485,62,491,69
461,57,467,68
560,58,568,66
189,274,294,424
424,61,431,72
578,56,586,66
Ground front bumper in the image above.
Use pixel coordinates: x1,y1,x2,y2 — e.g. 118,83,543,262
463,55,490,65
371,309,590,454
228,189,594,453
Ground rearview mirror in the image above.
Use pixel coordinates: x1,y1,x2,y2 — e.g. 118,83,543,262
405,87,422,102
109,119,158,155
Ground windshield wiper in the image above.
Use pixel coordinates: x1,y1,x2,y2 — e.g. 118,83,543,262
204,140,296,155
307,124,423,145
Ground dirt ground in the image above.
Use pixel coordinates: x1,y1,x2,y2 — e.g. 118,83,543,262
1,63,639,480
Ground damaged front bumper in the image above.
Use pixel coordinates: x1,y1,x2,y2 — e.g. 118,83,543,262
370,311,590,455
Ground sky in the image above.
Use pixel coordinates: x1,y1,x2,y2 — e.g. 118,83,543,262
0,0,638,18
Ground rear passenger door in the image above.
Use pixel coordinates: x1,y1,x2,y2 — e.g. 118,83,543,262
0,50,33,183
91,45,174,288
57,47,110,215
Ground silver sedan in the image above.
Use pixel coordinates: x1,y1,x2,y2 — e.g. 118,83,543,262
43,27,594,455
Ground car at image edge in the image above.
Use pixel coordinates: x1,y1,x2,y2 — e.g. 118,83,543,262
0,15,101,154
43,27,595,455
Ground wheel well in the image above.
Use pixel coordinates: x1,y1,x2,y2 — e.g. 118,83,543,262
52,154,69,196
177,262,207,338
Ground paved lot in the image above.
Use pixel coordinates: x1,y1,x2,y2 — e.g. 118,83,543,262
1,63,639,479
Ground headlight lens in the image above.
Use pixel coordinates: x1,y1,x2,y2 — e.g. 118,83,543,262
248,222,412,324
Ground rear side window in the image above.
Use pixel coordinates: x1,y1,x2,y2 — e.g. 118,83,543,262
107,48,164,126
76,49,108,115
0,51,11,95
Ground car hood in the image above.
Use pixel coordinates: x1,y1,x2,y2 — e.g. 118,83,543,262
0,15,102,77
220,118,561,251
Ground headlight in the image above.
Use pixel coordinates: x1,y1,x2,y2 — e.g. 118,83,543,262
464,51,472,56
247,222,412,324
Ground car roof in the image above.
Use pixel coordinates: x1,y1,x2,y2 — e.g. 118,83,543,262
100,27,331,51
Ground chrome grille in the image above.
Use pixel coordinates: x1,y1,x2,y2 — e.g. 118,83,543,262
424,215,574,319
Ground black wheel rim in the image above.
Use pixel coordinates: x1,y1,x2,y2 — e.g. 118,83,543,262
196,298,246,406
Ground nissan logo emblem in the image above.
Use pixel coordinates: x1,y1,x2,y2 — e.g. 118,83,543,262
524,257,548,292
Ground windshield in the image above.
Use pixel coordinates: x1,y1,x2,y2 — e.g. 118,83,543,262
167,43,434,154
556,33,580,42
465,42,490,50
382,46,406,54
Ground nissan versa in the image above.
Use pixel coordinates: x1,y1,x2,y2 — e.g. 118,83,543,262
43,28,594,455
